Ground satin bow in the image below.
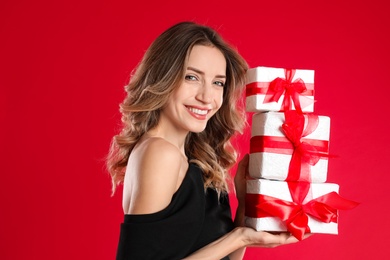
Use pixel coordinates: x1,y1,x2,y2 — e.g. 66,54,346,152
264,69,308,113
245,192,359,240
282,111,325,183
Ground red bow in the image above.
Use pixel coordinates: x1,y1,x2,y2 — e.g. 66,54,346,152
264,69,309,113
245,192,359,240
282,111,327,184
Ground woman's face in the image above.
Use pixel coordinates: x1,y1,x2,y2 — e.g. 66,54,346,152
160,44,226,135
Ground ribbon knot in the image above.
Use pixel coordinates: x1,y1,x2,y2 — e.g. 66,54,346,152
297,142,321,166
245,192,359,240
281,111,324,182
264,69,309,113
290,138,304,150
285,205,310,239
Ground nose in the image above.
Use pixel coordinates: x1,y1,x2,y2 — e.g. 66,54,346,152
196,83,213,104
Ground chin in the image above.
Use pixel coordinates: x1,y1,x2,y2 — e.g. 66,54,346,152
189,126,207,133
190,129,206,134
187,119,210,133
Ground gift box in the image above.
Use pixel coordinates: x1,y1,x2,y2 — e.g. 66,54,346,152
245,179,358,240
246,66,315,113
249,111,330,183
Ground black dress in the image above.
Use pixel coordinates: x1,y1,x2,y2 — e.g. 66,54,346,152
116,163,234,260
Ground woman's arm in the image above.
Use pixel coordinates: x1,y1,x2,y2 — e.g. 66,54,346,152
183,226,299,260
229,155,250,259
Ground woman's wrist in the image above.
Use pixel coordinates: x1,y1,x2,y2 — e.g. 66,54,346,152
233,227,251,248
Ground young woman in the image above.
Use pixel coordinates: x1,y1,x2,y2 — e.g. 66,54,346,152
107,21,301,260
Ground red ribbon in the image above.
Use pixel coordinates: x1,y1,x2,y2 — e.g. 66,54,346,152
246,69,314,113
250,111,330,183
284,111,325,183
245,192,359,240
246,82,314,96
266,69,308,113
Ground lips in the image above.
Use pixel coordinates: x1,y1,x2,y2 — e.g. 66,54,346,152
186,106,211,120
187,106,208,115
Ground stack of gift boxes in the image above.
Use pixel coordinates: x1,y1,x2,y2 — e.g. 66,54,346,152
244,66,358,240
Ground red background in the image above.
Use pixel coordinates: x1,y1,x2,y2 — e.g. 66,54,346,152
1,0,388,259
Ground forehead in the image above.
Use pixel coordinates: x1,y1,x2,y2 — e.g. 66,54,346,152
186,45,226,74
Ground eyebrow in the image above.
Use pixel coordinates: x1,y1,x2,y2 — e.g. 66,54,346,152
187,66,226,79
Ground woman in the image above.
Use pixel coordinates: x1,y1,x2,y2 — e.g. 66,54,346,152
107,21,301,260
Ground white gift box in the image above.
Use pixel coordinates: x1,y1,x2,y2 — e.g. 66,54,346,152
246,66,315,112
249,112,330,183
245,179,339,235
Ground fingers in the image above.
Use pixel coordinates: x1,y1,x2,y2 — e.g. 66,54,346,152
249,231,304,248
284,234,300,244
269,232,311,247
266,232,295,246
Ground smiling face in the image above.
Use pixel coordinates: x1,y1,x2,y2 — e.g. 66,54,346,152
159,44,227,136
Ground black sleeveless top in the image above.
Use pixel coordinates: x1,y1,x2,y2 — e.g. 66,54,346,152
116,163,234,260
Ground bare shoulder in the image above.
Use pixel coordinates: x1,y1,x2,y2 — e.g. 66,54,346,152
123,137,187,214
138,137,183,168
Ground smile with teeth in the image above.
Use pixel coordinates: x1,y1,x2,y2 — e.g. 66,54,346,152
187,107,209,115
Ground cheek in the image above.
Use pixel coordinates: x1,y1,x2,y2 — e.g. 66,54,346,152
216,90,224,109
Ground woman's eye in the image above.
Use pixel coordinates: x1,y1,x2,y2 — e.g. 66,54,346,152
214,81,225,87
185,75,198,81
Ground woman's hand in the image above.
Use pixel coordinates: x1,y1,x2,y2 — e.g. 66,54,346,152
232,154,312,251
239,227,310,248
184,226,309,260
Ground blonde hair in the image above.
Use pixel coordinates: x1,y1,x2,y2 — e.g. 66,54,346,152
107,21,248,195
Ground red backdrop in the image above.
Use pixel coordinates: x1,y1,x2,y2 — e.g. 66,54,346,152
1,0,388,259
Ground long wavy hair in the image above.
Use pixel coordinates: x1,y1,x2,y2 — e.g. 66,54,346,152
107,21,248,195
